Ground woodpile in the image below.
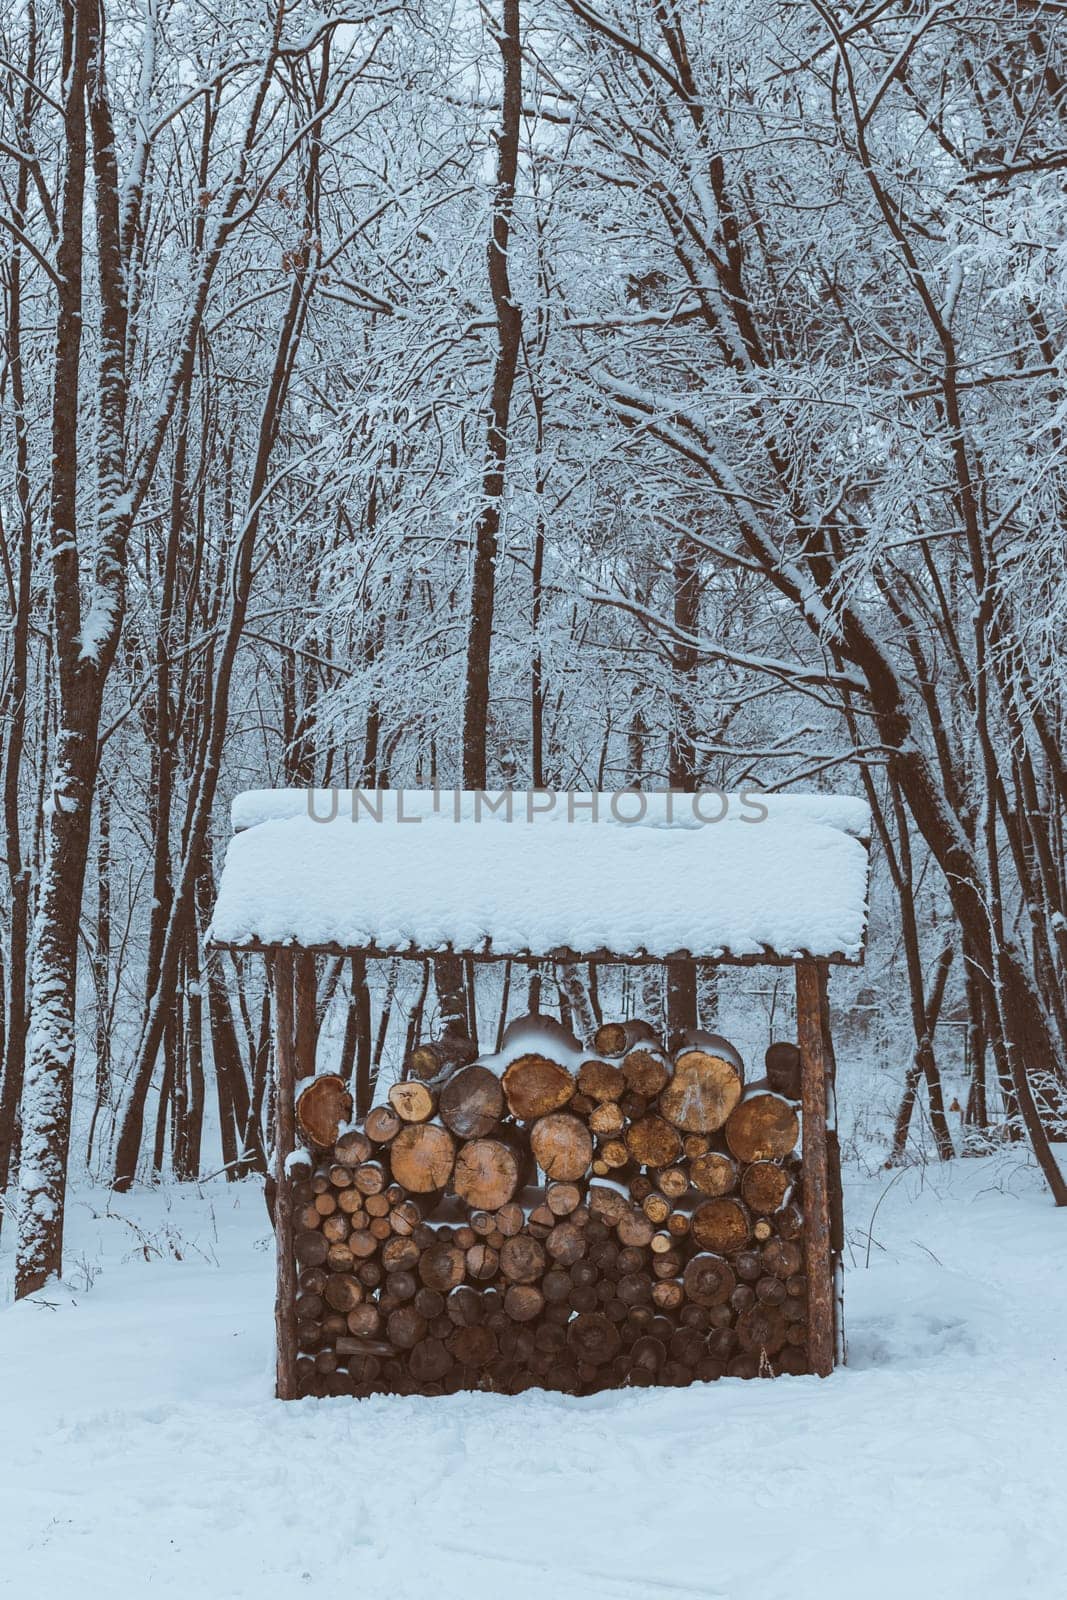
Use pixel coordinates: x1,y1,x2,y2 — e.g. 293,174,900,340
287,1017,810,1399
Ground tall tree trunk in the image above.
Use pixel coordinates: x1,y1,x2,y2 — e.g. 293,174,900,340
963,942,989,1131
0,8,38,1205
86,778,111,1171
889,945,956,1164
112,246,314,1190
14,0,94,1296
527,963,542,1014
695,962,719,1030
152,1038,175,1179
557,965,596,1046
432,956,469,1039
665,536,701,1044
182,921,205,1178
350,956,374,1116
666,962,697,1054
639,966,664,1034
461,0,522,787
196,864,256,1176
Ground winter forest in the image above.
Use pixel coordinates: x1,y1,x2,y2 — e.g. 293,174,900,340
1,1,1067,1595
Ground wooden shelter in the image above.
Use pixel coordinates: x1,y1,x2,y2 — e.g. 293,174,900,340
208,789,869,1398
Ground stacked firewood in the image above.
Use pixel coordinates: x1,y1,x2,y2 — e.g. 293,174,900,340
289,1016,809,1399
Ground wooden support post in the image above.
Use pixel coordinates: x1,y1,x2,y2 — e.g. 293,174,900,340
295,949,317,1082
273,949,298,1401
819,962,847,1366
796,959,835,1376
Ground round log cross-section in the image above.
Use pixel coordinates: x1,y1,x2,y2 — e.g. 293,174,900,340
530,1113,593,1181
452,1138,520,1210
624,1114,682,1169
501,1054,576,1120
659,1050,743,1133
725,1093,800,1163
438,1065,505,1139
741,1161,791,1215
691,1197,751,1254
683,1252,736,1307
296,1075,352,1149
689,1151,738,1197
389,1124,456,1192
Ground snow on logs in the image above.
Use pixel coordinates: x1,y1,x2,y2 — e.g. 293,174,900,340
290,1016,811,1398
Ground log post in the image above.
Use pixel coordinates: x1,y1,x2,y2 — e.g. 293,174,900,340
819,962,846,1367
274,949,299,1400
796,959,834,1376
295,949,317,1082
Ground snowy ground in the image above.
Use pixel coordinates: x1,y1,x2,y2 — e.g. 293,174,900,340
2,1150,1065,1600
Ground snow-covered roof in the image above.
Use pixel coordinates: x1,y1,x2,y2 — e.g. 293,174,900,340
207,790,869,964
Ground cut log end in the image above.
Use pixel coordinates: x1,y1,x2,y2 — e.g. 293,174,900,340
659,1051,743,1133
725,1093,800,1164
296,1075,353,1150
624,1114,682,1170
530,1112,594,1181
740,1161,791,1215
502,1054,576,1120
389,1124,457,1193
452,1138,520,1211
438,1064,505,1139
621,1047,671,1098
388,1080,437,1124
691,1197,751,1255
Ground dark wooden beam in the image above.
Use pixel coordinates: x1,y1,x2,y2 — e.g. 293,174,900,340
272,949,298,1401
797,959,835,1377
205,937,864,969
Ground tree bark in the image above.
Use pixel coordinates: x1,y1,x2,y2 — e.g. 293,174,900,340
889,945,956,1164
14,0,94,1296
0,6,38,1208
461,0,522,786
